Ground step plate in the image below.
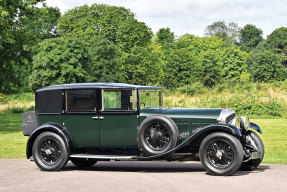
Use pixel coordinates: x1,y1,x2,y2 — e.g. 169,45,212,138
70,154,137,160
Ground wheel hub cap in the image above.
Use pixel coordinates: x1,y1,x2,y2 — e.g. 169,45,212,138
216,150,223,160
39,139,61,165
45,149,52,155
206,140,234,169
144,122,170,151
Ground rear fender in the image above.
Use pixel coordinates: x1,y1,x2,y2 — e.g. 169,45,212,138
26,123,74,159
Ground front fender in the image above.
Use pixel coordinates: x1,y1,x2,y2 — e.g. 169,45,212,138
26,123,74,159
194,123,242,138
136,123,241,160
249,122,262,134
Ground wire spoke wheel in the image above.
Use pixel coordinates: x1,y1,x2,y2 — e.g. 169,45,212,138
144,122,170,151
206,140,234,169
38,138,61,166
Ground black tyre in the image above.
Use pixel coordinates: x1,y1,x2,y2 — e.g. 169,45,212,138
32,131,69,171
138,116,179,156
71,158,97,168
199,132,244,176
240,131,265,171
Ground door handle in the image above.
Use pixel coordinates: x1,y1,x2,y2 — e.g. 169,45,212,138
99,116,104,120
92,116,98,119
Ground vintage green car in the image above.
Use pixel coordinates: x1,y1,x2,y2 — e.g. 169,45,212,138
22,83,264,175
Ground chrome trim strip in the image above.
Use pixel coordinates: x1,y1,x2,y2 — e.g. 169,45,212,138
101,89,104,111
140,113,218,119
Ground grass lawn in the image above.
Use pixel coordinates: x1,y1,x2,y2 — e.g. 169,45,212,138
252,119,287,164
0,114,27,158
0,114,286,164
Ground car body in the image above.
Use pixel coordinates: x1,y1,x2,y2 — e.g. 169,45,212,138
22,83,264,175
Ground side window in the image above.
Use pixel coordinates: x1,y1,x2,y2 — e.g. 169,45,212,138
66,89,97,112
103,90,136,111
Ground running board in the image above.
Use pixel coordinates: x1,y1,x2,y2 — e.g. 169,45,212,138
70,154,137,160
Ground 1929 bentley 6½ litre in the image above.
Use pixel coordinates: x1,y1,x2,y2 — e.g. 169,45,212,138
22,83,264,175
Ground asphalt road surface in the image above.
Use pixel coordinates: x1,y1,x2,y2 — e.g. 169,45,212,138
0,159,286,192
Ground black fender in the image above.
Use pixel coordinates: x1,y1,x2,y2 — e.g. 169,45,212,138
135,123,242,160
26,123,74,159
249,122,262,134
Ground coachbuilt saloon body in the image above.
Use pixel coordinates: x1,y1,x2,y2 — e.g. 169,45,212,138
22,83,264,176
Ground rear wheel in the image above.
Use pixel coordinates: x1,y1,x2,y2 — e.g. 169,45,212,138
71,158,97,168
199,132,243,176
32,131,69,171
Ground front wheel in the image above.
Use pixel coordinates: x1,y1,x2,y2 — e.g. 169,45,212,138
199,132,244,176
32,131,69,171
240,131,264,171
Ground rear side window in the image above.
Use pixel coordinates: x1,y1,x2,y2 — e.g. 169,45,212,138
36,90,62,114
66,89,97,112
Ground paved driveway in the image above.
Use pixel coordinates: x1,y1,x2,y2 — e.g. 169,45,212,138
0,159,286,192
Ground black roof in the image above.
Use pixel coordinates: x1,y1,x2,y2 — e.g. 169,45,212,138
36,83,162,93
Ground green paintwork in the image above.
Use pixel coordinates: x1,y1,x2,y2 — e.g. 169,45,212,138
37,107,223,148
99,114,138,148
38,115,62,127
37,113,138,148
60,114,100,148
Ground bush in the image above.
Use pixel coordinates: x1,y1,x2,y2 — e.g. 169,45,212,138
0,92,34,104
197,94,284,117
177,82,206,95
213,83,229,94
2,106,35,114
280,79,287,90
0,93,5,104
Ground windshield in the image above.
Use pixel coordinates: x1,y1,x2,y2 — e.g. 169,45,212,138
139,89,162,108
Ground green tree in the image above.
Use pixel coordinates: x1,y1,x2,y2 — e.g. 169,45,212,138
163,48,202,88
57,4,134,43
87,36,122,82
199,50,223,87
0,0,60,93
266,27,287,65
120,46,163,85
56,3,154,86
171,34,226,87
221,46,248,81
156,28,175,53
249,50,283,82
204,21,241,45
116,18,152,52
175,35,225,56
29,37,87,90
266,27,287,54
239,24,263,52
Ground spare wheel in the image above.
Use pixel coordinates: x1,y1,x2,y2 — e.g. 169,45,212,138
138,116,179,156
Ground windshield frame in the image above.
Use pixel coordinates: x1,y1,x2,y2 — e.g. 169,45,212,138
138,88,163,109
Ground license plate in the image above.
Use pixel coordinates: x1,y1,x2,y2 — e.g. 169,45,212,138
251,152,260,159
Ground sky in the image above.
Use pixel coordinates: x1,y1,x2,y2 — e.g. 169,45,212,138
45,0,287,38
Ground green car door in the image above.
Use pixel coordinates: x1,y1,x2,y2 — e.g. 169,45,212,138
61,89,101,148
63,114,100,148
99,89,138,148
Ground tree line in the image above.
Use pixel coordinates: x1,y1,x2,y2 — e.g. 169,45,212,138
1,1,287,93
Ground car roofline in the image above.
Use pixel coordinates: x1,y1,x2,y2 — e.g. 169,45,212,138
36,82,162,93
